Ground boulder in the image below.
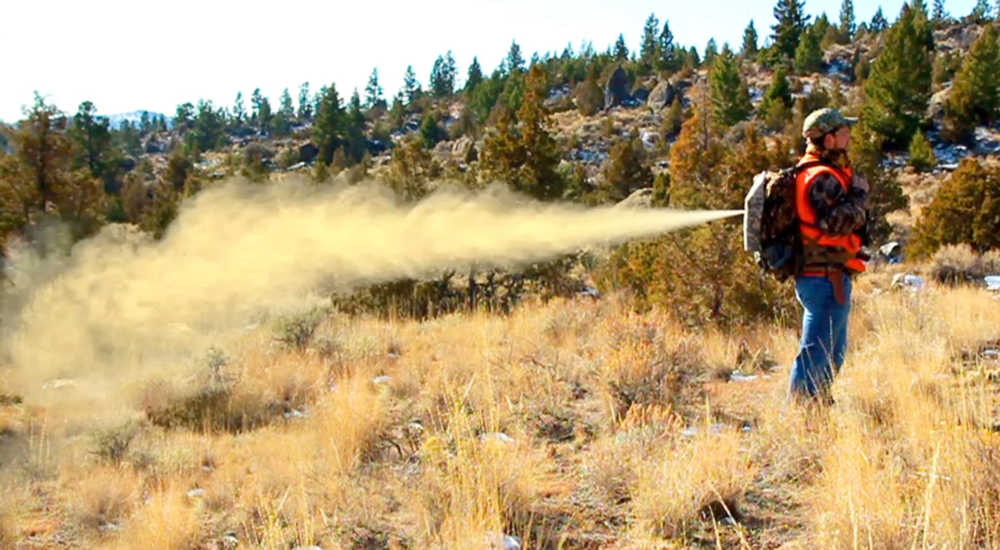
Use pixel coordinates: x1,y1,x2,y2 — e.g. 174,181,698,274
616,188,653,209
451,136,477,162
298,142,319,164
647,81,676,110
604,66,632,110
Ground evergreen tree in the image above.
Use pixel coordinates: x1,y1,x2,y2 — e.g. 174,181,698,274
189,100,226,152
232,92,247,125
640,13,660,70
272,89,295,137
250,89,272,136
703,38,719,64
659,21,677,70
870,7,888,32
174,102,194,131
313,84,345,165
505,40,525,74
794,26,823,73
943,24,1000,141
403,66,422,103
912,158,1000,256
932,0,947,21
908,131,936,171
614,33,629,60
1,95,103,242
709,47,752,128
70,101,113,181
600,134,653,202
345,91,366,163
771,0,810,60
742,20,759,58
479,65,563,200
862,4,933,148
429,51,457,97
419,111,445,149
364,68,385,109
912,0,929,16
839,0,856,40
297,82,312,121
465,57,484,93
761,66,793,113
970,0,990,22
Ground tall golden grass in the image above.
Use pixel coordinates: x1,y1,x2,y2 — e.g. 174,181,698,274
0,276,998,548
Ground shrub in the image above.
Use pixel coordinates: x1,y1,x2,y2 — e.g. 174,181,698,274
89,421,140,464
907,131,936,172
911,158,1000,257
928,243,1000,284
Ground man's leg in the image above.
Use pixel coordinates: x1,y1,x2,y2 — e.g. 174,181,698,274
830,274,853,374
790,276,836,399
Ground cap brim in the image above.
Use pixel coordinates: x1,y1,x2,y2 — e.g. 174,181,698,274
843,116,859,126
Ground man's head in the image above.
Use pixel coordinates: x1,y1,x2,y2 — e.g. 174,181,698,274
803,108,857,151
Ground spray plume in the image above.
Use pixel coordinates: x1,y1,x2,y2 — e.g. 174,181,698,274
1,177,740,403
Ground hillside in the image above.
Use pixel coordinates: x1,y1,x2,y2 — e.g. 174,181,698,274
3,5,1000,550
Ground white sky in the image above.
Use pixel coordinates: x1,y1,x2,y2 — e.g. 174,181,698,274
2,0,979,123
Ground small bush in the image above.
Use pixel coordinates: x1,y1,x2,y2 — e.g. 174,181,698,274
89,421,140,464
274,309,325,351
929,244,1000,284
908,131,936,172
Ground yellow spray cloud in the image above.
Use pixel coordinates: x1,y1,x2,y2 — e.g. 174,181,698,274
1,177,740,402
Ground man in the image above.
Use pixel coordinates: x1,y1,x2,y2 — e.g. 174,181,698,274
789,108,869,403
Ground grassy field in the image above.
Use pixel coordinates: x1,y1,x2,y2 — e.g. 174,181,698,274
1,267,999,549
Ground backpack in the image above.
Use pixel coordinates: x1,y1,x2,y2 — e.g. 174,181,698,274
743,161,826,280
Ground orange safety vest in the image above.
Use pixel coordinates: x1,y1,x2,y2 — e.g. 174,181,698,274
795,154,866,275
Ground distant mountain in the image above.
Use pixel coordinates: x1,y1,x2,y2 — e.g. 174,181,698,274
106,110,168,129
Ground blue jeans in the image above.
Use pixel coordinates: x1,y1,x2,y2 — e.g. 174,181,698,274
789,274,852,400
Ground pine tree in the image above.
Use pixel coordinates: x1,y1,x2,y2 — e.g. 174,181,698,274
364,68,385,109
908,131,936,171
479,66,563,200
403,66,421,103
600,133,653,201
504,40,525,74
943,24,1000,141
870,8,888,32
70,101,113,181
174,102,194,131
313,84,345,165
794,26,823,73
704,38,719,64
345,91,366,163
297,82,312,121
465,57,484,93
250,89,272,136
189,100,226,152
771,0,810,60
640,13,661,70
932,0,947,21
839,0,856,40
912,158,1000,256
742,20,759,58
760,66,793,113
709,46,752,128
272,89,295,137
614,33,629,60
970,0,990,22
659,21,677,70
862,4,933,148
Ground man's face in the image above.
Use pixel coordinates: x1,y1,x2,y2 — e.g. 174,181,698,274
824,125,852,151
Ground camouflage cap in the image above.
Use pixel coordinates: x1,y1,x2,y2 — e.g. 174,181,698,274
802,108,858,139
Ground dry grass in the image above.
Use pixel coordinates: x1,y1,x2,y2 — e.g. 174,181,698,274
1,272,999,548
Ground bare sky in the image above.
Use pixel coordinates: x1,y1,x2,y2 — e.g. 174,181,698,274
1,0,979,123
